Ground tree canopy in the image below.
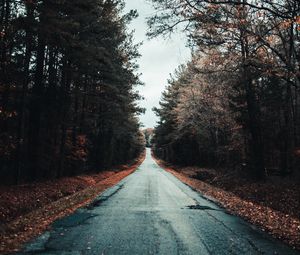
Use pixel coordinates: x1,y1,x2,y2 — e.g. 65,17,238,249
0,0,145,184
150,0,300,180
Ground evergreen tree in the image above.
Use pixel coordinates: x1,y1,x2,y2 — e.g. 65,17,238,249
0,0,144,184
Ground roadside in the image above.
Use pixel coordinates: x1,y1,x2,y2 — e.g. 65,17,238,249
0,151,145,254
153,156,300,251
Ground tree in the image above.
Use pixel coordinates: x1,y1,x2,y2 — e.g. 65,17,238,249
0,0,144,184
149,0,300,179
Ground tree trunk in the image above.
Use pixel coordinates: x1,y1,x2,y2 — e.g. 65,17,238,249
14,2,35,184
239,1,265,180
27,32,46,181
57,57,71,177
280,84,294,175
244,73,265,180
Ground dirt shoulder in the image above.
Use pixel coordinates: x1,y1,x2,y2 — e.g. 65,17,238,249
0,151,145,254
154,157,300,251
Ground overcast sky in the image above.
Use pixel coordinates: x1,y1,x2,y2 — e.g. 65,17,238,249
124,0,191,128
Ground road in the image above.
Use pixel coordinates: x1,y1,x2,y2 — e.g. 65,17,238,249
18,149,299,255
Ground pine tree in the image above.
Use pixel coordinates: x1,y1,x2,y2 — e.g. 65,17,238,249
0,0,144,184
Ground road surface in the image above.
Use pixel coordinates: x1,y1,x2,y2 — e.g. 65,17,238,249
18,149,299,255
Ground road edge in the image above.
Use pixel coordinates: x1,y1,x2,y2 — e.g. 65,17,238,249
0,151,146,254
152,152,300,251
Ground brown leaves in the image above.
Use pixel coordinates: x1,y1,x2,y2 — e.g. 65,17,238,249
0,151,145,254
156,158,300,250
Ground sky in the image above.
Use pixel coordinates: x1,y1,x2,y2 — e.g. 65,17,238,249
124,0,191,128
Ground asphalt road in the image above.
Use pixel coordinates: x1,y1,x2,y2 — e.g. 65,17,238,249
18,149,299,255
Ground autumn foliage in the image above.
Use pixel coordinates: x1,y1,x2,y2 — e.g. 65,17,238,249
150,0,300,180
0,0,145,184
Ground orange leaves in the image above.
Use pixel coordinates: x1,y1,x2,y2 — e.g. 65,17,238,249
295,16,300,30
256,11,265,18
207,4,220,10
278,16,300,30
0,152,145,254
160,162,300,250
238,18,248,25
265,34,275,42
207,3,220,14
279,19,293,29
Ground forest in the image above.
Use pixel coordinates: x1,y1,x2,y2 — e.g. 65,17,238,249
0,0,145,185
150,0,300,180
0,1,300,253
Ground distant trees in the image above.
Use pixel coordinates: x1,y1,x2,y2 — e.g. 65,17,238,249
0,0,144,184
142,128,154,147
150,0,300,180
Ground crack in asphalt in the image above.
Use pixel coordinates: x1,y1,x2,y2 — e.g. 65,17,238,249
86,183,124,210
154,161,284,254
194,203,264,254
18,149,300,255
185,205,219,210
